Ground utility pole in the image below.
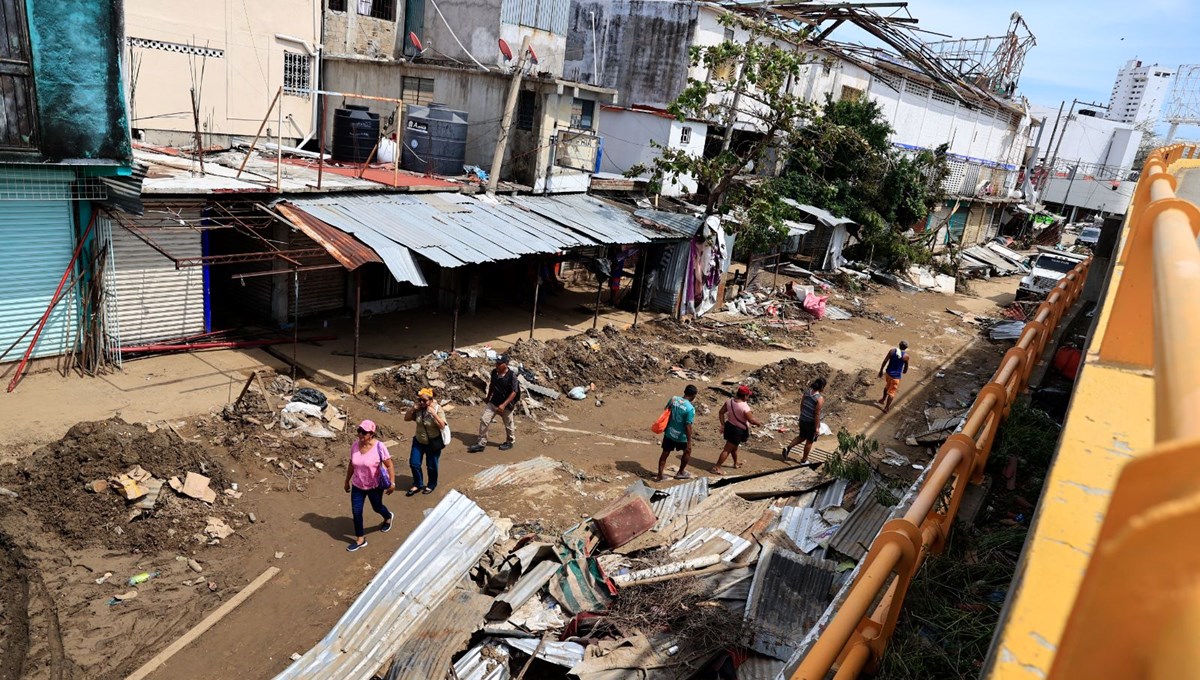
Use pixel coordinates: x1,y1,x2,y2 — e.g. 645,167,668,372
487,36,532,194
1045,98,1108,211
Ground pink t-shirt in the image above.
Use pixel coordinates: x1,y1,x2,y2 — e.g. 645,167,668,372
725,398,752,430
350,439,392,490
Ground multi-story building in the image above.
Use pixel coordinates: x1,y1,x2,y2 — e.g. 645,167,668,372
1030,103,1142,218
1104,58,1174,126
0,0,134,365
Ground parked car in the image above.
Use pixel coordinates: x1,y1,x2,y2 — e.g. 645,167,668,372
1076,226,1101,250
1016,248,1088,300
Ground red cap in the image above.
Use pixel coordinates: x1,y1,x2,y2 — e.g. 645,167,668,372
736,385,752,397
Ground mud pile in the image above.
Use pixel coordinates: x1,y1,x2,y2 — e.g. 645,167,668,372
748,358,870,404
5,419,236,553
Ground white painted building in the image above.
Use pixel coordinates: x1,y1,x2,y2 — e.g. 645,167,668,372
1029,103,1141,216
598,105,707,195
1105,59,1174,126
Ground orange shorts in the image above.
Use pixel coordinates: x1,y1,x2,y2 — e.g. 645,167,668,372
885,376,901,398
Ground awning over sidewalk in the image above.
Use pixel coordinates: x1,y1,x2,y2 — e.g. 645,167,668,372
279,192,692,287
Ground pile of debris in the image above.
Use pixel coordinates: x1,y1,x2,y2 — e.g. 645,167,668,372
743,358,869,406
375,326,730,409
281,459,918,680
223,374,348,439
3,419,241,552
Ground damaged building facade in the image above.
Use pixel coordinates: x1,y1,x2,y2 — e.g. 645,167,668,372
0,0,134,369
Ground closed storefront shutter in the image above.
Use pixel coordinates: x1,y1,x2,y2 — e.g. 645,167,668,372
287,230,346,319
0,200,76,359
106,218,207,344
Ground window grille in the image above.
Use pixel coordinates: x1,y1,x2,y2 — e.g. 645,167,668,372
283,52,312,97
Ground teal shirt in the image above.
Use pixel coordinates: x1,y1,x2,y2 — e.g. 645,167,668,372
664,396,695,443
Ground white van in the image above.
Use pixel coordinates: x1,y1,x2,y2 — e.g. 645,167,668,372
1016,248,1087,300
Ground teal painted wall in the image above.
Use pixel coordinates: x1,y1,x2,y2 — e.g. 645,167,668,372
23,0,132,163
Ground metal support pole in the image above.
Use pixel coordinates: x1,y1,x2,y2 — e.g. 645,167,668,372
237,87,282,178
291,270,299,381
633,249,646,327
592,277,603,330
394,104,401,187
451,274,460,351
352,270,361,393
276,93,284,193
530,267,541,339
318,95,328,189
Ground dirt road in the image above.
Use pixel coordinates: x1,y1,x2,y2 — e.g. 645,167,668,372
0,275,1017,680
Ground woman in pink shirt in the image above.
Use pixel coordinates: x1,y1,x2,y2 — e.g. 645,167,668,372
711,385,762,474
342,419,395,552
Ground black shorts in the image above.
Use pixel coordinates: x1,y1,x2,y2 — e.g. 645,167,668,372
723,422,749,445
662,436,688,453
797,419,817,443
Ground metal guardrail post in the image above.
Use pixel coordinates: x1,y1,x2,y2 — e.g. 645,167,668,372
792,254,1091,679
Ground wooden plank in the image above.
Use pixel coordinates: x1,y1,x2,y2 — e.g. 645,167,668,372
124,567,281,680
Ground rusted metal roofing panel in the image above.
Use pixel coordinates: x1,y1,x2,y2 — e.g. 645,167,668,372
274,203,381,271
470,456,562,489
633,208,704,239
382,587,491,680
287,193,598,269
649,476,709,531
744,546,839,661
452,639,512,680
274,490,499,680
278,200,428,286
509,194,674,244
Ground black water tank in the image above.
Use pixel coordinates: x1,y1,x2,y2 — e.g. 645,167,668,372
401,103,469,176
332,105,380,163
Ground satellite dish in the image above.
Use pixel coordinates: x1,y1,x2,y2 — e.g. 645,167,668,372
408,32,423,52
498,38,513,61
527,44,539,65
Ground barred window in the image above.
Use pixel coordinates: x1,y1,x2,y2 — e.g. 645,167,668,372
283,52,312,97
401,76,435,105
517,91,536,131
358,0,395,19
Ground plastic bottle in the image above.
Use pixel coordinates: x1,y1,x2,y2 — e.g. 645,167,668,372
128,571,160,586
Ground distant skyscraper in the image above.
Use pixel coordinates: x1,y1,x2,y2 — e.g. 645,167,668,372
1106,59,1175,126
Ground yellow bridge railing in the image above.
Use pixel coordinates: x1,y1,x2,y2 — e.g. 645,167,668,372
791,241,1092,676
1042,144,1200,678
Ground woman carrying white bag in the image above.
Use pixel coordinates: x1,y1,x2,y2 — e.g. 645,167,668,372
404,387,451,496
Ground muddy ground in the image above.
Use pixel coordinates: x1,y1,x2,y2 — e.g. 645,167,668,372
0,273,1019,680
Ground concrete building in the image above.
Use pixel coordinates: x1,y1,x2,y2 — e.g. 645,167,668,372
0,0,134,364
321,0,613,192
1030,103,1142,217
1105,59,1174,126
122,0,322,147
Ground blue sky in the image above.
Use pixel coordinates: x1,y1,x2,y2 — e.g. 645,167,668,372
835,0,1200,136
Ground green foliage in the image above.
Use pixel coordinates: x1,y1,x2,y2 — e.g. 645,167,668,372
774,97,951,271
634,14,817,254
826,428,878,483
990,400,1061,473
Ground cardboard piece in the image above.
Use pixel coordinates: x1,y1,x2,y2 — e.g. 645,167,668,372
181,472,217,504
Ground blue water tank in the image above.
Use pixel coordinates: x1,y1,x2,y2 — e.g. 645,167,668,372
401,103,469,176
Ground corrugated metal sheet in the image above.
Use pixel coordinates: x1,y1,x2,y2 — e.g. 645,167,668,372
633,209,704,239
286,229,347,319
699,566,754,617
470,456,561,489
287,193,597,273
745,546,839,661
669,527,751,563
108,218,207,344
99,162,147,216
488,559,562,621
503,637,586,668
452,639,511,680
775,506,833,555
274,203,381,271
274,490,499,680
813,479,848,511
382,587,492,680
829,487,908,562
509,194,676,244
647,241,691,314
737,653,787,680
0,199,77,360
649,476,709,531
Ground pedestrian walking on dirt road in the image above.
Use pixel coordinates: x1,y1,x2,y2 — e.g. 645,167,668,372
711,385,762,474
877,341,910,414
404,388,447,496
783,377,826,463
657,384,698,482
467,354,520,453
343,419,395,552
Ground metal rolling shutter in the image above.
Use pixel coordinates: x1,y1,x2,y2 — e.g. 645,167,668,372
108,220,207,344
0,200,76,360
286,230,346,318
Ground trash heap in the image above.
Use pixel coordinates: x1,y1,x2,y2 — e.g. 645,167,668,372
282,459,920,680
223,374,348,439
4,419,242,553
372,325,730,412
